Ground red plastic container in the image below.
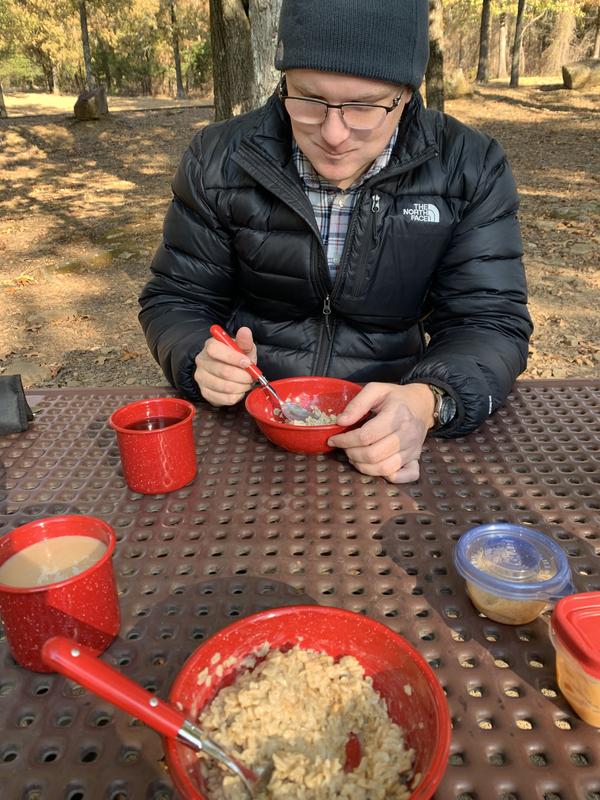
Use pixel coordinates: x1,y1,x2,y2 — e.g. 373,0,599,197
0,515,120,672
245,377,363,454
550,592,600,727
165,605,451,800
109,397,197,494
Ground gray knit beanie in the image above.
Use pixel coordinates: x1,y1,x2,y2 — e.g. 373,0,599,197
274,0,430,90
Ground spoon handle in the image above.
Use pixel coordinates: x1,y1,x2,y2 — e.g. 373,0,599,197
42,636,185,739
210,325,263,383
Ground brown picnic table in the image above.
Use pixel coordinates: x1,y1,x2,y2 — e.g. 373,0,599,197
1,380,599,800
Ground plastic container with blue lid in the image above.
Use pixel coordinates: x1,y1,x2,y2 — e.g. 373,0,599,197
454,523,573,625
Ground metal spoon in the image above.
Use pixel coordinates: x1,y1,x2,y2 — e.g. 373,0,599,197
41,636,273,798
210,325,311,422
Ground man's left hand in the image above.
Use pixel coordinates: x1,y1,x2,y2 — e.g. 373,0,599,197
327,382,436,484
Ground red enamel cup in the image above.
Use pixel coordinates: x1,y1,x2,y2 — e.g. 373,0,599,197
109,397,197,494
0,515,120,672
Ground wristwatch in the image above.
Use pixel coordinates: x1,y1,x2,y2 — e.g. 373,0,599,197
429,385,457,430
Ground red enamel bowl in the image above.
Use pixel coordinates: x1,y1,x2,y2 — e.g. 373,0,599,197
165,605,451,800
245,376,363,454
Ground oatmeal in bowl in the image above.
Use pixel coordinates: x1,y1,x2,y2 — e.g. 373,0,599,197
199,646,414,799
165,606,451,800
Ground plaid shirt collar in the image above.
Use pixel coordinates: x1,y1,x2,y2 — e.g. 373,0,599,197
292,127,398,192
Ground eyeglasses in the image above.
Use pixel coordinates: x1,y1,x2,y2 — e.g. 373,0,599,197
278,78,404,131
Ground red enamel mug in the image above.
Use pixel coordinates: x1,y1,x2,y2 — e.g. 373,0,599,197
0,515,120,672
109,397,197,494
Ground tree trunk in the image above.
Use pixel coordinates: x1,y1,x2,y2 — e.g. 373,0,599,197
510,0,526,87
249,0,282,107
497,12,508,79
169,0,186,98
0,83,7,119
99,44,112,92
476,0,492,83
542,10,576,75
425,0,445,111
51,61,60,95
79,1,94,89
144,47,153,95
592,6,600,59
210,0,253,120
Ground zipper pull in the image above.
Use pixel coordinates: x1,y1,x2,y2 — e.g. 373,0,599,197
371,193,380,242
323,294,332,339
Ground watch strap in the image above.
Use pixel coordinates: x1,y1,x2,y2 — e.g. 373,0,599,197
429,384,445,430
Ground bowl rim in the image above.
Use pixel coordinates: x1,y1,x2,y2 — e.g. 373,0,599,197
165,604,451,800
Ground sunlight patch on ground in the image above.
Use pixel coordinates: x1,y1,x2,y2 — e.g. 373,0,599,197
3,91,213,117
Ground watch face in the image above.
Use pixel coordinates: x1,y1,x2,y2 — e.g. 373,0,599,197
439,395,457,426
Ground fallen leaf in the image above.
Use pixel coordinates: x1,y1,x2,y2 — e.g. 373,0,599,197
120,350,141,362
15,274,36,285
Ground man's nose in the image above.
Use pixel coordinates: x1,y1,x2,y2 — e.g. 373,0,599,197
320,107,352,147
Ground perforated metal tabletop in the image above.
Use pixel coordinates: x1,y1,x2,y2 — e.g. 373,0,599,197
1,381,599,800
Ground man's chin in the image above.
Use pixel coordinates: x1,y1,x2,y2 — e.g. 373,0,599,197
312,159,359,186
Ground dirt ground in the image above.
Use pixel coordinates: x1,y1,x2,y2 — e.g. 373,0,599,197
1,81,598,391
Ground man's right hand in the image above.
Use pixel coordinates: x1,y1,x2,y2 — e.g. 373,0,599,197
194,326,257,406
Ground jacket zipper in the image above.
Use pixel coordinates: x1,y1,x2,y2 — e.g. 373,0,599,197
323,294,332,339
372,192,380,228
315,293,337,375
310,240,334,375
350,192,380,298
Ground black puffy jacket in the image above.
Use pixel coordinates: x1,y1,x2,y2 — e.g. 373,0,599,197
139,92,532,437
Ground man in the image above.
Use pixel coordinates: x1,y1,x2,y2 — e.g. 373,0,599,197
139,0,532,484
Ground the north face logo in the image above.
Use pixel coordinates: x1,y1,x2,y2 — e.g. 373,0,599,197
402,203,440,223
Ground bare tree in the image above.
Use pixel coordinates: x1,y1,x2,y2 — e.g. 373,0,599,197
210,0,253,119
497,11,508,79
476,0,492,82
210,0,282,121
542,10,576,74
425,0,445,111
51,61,61,95
168,0,185,98
0,83,7,118
79,0,94,89
510,0,526,87
250,0,282,107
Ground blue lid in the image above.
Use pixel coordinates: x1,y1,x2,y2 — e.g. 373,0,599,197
453,523,573,601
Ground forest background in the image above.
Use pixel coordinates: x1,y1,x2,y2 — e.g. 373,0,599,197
0,0,599,389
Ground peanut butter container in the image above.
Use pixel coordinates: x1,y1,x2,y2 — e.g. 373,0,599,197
550,592,600,728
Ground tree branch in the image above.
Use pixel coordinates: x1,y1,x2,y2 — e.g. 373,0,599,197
522,8,548,35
